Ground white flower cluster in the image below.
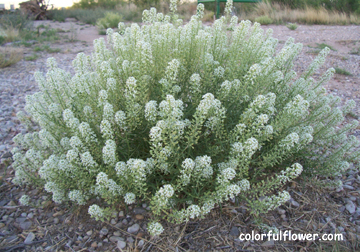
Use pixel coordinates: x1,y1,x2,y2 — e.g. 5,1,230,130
263,191,291,211
277,163,303,184
148,222,164,236
19,195,31,206
280,133,299,150
96,172,123,196
124,192,136,205
68,190,87,205
88,204,105,220
151,184,174,209
102,140,117,165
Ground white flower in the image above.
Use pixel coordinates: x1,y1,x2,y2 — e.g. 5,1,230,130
124,193,136,205
214,66,225,77
115,110,127,129
150,126,162,141
88,204,104,220
182,158,195,170
19,195,30,206
222,168,236,181
187,205,201,219
159,184,174,198
148,222,164,236
280,133,299,150
102,140,117,165
145,101,158,122
81,152,97,168
69,190,87,205
100,119,114,139
166,59,180,81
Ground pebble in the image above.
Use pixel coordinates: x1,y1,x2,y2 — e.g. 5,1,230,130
27,213,34,219
20,221,32,230
109,236,125,243
133,207,146,215
138,239,145,248
100,228,109,236
262,239,275,247
229,226,240,237
24,232,35,244
0,223,5,228
290,199,300,207
122,219,128,225
346,201,356,214
110,218,117,225
91,242,97,248
135,214,144,220
53,217,59,224
344,185,355,190
118,211,124,218
127,223,140,234
113,231,121,236
86,230,93,236
117,240,126,249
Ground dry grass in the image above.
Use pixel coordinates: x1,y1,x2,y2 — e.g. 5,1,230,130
0,47,23,68
0,26,20,43
237,1,360,25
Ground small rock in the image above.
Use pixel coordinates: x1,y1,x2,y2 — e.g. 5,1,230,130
122,219,128,225
135,214,144,220
117,240,126,249
261,239,275,247
113,231,121,236
127,223,140,234
0,145,6,151
133,207,146,215
0,223,5,228
20,221,32,230
344,185,355,190
100,228,109,236
91,242,97,248
53,211,64,217
1,151,12,159
27,213,34,219
110,218,117,225
118,211,124,218
138,239,144,248
24,232,35,244
127,236,134,243
53,218,59,224
103,238,108,242
21,213,27,217
142,203,147,208
229,226,240,237
290,199,300,207
277,208,286,214
346,202,356,214
109,236,124,243
7,200,16,206
339,206,346,212
98,242,103,247
86,230,93,236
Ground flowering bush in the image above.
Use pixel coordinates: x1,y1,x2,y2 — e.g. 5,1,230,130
11,0,359,235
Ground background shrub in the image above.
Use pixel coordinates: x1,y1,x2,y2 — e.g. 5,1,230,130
96,12,123,30
12,1,359,235
254,15,274,24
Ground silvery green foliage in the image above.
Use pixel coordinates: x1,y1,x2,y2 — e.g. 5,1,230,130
12,2,359,235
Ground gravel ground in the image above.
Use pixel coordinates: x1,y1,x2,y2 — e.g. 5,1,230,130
0,23,360,251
